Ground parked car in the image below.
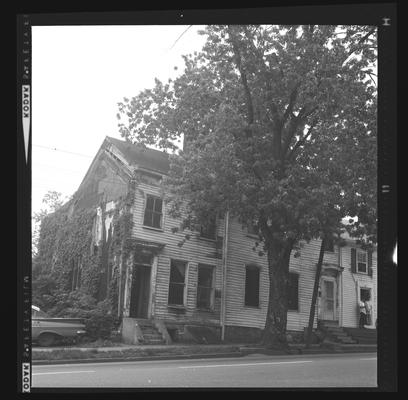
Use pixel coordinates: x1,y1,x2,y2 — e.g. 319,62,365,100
32,305,87,347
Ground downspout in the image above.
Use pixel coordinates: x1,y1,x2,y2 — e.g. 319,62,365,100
221,210,230,342
117,253,123,317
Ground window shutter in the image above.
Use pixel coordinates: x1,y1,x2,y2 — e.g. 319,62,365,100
351,248,357,273
368,251,373,277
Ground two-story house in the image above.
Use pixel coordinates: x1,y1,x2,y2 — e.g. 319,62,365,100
69,136,377,344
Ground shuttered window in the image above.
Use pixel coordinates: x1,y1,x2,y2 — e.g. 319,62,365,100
357,251,368,273
168,260,187,306
288,273,299,311
143,195,163,229
351,248,373,276
245,265,260,307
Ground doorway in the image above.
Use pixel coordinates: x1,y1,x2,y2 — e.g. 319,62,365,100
321,278,336,320
129,265,151,319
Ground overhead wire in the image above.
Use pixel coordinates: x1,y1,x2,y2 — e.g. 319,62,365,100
32,27,196,199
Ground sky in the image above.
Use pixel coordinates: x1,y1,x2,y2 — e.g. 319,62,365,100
31,25,208,215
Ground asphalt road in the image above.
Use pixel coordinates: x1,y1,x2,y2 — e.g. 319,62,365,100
32,352,377,388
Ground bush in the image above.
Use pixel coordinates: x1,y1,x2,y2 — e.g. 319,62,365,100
83,300,120,340
32,274,58,311
42,291,120,341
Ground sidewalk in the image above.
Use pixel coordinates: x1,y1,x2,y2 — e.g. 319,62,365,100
32,341,377,365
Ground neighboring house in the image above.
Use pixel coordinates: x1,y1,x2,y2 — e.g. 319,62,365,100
50,136,377,343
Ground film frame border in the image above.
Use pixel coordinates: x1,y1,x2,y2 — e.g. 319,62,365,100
16,4,397,392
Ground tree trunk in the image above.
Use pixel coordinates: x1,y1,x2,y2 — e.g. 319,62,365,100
305,236,327,348
261,240,293,349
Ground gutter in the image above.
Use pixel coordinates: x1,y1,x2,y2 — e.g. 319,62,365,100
220,210,230,341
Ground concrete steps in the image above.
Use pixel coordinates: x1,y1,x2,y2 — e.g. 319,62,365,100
343,328,377,344
135,319,166,345
319,321,358,345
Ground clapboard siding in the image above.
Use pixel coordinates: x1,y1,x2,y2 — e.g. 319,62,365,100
130,182,223,325
128,179,377,332
224,220,326,331
340,245,377,328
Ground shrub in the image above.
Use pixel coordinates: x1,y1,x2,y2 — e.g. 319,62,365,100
83,300,120,340
41,291,119,341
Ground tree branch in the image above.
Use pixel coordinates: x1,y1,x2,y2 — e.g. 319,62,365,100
281,115,305,160
281,105,319,160
228,27,254,128
357,27,376,45
287,118,319,162
242,25,282,152
282,82,301,126
342,27,376,66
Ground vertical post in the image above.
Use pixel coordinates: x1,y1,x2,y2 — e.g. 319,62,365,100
117,253,123,317
305,236,327,348
221,210,230,341
338,245,343,327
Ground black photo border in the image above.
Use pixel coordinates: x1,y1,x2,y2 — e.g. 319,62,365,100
17,2,397,393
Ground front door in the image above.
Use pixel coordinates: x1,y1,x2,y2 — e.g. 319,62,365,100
129,265,151,319
322,279,336,320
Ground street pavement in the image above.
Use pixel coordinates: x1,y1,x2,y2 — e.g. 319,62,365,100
31,352,377,388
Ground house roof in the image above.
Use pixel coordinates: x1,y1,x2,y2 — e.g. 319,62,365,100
105,136,170,174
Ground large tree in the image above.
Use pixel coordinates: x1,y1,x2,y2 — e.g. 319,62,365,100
117,25,377,348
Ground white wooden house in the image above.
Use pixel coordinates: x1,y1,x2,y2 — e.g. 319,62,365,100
76,136,377,343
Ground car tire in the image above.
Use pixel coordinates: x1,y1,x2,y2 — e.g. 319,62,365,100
38,333,57,347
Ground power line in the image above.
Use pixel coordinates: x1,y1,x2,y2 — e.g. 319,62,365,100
32,176,129,187
169,25,193,51
33,163,85,174
32,144,94,158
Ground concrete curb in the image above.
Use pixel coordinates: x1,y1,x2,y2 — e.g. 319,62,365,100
32,351,244,365
32,344,376,365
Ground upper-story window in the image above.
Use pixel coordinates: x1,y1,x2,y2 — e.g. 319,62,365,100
143,195,163,229
351,247,373,276
323,236,335,252
357,250,368,273
246,220,259,236
199,215,217,240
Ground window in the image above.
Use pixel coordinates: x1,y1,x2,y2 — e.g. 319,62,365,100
200,215,216,240
246,220,259,236
168,260,187,306
143,195,163,229
360,287,371,302
288,273,299,311
197,264,215,310
357,251,368,273
324,237,334,252
245,265,260,307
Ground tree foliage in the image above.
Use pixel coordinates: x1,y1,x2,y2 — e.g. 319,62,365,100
117,25,377,348
32,191,66,258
